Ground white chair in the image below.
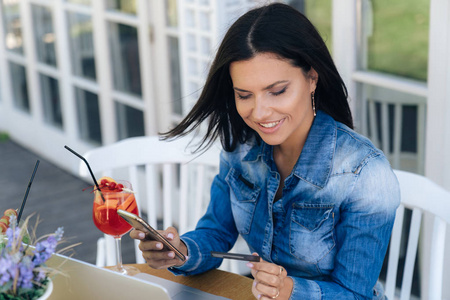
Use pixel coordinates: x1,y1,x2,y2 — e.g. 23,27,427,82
360,85,426,174
383,170,450,300
79,135,249,274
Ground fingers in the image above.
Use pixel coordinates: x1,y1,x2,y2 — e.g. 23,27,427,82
248,254,287,299
141,249,180,269
129,229,146,240
136,227,184,269
248,262,285,284
252,280,280,299
253,268,283,287
249,259,286,277
164,226,178,240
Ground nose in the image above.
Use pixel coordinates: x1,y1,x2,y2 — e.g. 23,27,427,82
252,97,271,121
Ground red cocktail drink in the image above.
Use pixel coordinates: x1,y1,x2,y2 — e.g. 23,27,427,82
93,191,138,237
91,178,139,275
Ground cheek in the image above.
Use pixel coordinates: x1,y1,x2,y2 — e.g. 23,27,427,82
235,100,250,119
290,90,311,110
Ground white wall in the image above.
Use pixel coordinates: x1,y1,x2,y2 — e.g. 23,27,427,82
423,0,450,298
333,0,450,298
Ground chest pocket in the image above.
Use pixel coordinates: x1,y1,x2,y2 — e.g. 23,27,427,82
226,169,260,235
289,203,335,263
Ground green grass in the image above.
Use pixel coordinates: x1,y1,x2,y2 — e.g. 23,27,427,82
305,0,333,53
0,132,10,142
368,0,429,81
304,0,429,81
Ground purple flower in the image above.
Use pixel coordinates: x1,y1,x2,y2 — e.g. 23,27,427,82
54,227,64,242
17,256,33,289
5,227,21,248
34,268,46,282
0,257,13,286
1,222,66,296
33,235,58,265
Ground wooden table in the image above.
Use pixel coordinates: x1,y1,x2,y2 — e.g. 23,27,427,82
125,264,254,300
47,255,254,299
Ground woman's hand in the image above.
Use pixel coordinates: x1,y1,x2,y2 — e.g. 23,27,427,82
247,254,293,300
129,226,188,269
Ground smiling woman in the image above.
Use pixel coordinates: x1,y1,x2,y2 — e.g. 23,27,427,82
130,3,401,300
230,53,317,156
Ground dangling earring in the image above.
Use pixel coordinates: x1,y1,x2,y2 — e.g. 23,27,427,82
311,91,316,117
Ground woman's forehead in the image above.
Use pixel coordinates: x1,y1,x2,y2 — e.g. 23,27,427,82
229,53,307,87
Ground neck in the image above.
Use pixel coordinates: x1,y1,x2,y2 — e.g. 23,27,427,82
275,115,314,160
274,142,302,163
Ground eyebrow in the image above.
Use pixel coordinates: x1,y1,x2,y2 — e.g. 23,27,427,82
233,80,289,93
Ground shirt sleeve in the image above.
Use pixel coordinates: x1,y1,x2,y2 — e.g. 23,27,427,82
288,154,399,299
289,276,356,299
170,152,239,276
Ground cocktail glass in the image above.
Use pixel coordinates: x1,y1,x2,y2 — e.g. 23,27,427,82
92,180,139,275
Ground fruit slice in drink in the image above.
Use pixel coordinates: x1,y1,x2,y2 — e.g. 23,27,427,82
92,179,138,237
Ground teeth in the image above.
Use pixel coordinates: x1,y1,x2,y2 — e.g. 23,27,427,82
260,121,280,128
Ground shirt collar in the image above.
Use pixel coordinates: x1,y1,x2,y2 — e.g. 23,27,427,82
293,110,336,188
242,135,275,163
242,110,336,188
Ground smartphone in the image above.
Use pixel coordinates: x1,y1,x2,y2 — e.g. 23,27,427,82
117,209,186,262
211,251,260,262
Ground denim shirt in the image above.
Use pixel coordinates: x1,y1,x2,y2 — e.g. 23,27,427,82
171,111,400,299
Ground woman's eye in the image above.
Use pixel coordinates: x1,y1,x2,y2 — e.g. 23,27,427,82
236,93,251,100
272,86,287,96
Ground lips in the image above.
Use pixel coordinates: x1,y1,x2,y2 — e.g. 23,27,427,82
256,118,285,133
259,121,280,128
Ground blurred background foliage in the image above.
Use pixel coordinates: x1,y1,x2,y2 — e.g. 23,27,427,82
304,0,429,81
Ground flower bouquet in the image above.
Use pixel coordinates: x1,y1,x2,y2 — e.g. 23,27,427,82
0,212,65,300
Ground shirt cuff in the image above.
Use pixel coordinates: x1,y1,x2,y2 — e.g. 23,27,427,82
168,236,201,275
289,276,322,300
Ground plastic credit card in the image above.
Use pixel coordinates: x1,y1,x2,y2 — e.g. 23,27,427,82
210,251,260,262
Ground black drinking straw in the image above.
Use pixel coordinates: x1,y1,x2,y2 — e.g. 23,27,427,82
17,160,40,223
64,145,106,203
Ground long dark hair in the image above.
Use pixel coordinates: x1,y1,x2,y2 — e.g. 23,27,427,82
161,3,353,152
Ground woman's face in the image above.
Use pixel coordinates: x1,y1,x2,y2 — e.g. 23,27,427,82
230,53,317,149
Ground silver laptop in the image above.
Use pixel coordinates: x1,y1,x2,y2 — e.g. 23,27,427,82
47,254,229,300
134,273,229,300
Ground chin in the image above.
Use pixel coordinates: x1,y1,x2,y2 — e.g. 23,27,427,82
259,135,285,146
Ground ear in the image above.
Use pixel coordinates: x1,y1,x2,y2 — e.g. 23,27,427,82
308,68,318,93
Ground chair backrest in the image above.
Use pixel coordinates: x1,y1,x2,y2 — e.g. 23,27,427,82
79,135,221,265
384,170,450,300
361,85,426,174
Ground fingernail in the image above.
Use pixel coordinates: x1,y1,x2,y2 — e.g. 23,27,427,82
156,243,163,249
167,233,174,239
253,281,256,287
246,263,254,268
168,252,175,258
138,232,145,239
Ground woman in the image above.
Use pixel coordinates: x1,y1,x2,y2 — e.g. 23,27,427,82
130,3,400,299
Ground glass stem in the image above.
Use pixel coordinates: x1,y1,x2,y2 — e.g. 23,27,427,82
114,237,124,273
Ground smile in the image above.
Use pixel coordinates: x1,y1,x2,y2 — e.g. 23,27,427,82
259,120,281,128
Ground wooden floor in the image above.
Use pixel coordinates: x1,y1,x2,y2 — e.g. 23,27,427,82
0,139,136,265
